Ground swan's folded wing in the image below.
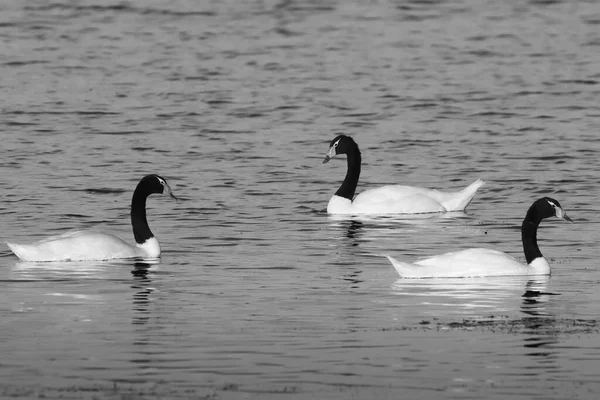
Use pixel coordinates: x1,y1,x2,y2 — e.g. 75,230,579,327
387,248,526,278
36,229,94,243
353,179,484,213
414,248,525,277
7,231,138,262
353,186,446,214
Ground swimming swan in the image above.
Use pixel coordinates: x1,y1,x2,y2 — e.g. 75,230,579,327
385,197,573,278
323,135,484,214
6,174,177,262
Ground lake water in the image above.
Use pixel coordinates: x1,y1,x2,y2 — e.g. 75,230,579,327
1,0,600,398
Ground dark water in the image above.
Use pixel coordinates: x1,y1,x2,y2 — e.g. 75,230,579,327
1,0,600,398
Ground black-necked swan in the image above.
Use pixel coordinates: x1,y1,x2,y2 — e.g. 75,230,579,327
6,174,177,262
322,135,484,214
385,197,573,278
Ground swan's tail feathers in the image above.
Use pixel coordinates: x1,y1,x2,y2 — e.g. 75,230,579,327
384,254,412,277
6,241,50,262
6,242,27,261
443,178,485,211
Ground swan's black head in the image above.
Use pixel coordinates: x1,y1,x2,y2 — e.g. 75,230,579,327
137,174,178,201
532,197,572,223
322,134,358,164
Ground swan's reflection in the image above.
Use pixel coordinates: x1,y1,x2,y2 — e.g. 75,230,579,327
520,278,556,317
327,213,462,248
390,275,551,318
326,218,366,287
129,260,166,376
519,279,560,364
327,212,485,235
9,259,125,280
10,258,160,329
342,267,363,287
391,274,563,369
327,212,468,224
327,212,486,256
8,259,136,310
345,219,364,243
131,261,156,326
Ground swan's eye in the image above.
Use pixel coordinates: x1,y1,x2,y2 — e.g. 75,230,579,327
546,200,557,209
157,178,165,185
333,139,341,148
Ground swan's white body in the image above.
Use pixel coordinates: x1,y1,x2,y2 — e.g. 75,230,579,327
385,250,550,279
6,174,175,263
6,232,160,262
323,135,484,215
384,197,571,279
327,179,485,215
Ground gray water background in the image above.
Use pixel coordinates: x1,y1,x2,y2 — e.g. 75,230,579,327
1,0,600,398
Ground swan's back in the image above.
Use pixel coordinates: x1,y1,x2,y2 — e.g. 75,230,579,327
351,179,485,214
6,231,140,262
386,248,532,278
352,186,446,214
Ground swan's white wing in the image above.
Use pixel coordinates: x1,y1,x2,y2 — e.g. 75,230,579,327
351,179,484,214
36,229,104,243
386,248,533,278
352,186,446,214
7,231,139,262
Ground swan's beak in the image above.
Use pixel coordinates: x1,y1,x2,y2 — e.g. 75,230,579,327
162,182,179,202
322,146,337,164
556,207,573,223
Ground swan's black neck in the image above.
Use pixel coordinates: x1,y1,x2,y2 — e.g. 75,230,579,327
521,206,544,264
336,144,361,201
131,184,154,245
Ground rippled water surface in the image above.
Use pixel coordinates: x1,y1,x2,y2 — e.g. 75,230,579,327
1,0,600,398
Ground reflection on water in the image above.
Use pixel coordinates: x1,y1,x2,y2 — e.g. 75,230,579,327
326,212,472,230
130,262,157,376
344,219,363,244
342,266,363,287
327,219,367,287
518,280,561,375
327,212,488,265
391,275,545,317
9,259,123,281
521,278,557,318
131,262,155,327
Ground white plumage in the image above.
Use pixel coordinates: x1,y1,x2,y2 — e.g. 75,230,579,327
323,135,484,215
385,249,550,279
7,232,160,262
6,174,176,262
385,197,572,278
327,180,485,214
